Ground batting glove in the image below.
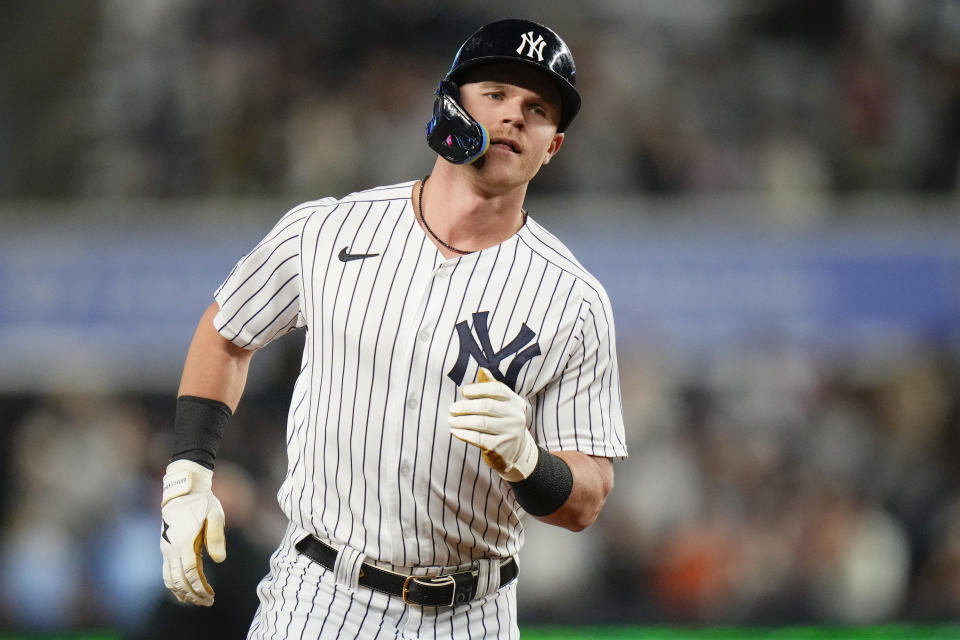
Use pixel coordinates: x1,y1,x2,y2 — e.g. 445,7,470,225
449,368,539,482
160,459,226,606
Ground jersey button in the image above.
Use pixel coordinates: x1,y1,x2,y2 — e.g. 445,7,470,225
406,396,419,410
418,329,432,342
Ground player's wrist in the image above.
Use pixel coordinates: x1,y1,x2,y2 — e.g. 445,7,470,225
507,448,573,516
170,395,232,470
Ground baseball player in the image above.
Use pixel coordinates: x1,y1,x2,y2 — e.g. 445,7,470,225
160,18,627,639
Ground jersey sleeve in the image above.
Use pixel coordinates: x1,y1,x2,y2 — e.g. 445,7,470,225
212,207,311,350
534,288,627,459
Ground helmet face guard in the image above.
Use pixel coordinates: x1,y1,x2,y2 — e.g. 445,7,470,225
425,80,490,165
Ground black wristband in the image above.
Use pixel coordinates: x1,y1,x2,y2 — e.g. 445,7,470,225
170,395,232,470
508,448,573,516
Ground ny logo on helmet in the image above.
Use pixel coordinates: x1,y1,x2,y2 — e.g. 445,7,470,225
448,311,541,391
516,31,546,62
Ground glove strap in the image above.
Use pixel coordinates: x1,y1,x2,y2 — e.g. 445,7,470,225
162,459,213,506
508,448,573,516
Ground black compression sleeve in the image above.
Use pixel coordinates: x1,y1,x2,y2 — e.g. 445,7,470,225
508,448,574,516
170,395,232,470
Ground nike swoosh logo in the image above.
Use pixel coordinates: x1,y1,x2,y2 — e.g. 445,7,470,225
338,246,380,262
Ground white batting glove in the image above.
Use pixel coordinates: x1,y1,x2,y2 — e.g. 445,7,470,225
160,459,226,606
449,368,540,482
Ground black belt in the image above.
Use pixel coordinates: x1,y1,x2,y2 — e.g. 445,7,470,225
294,535,518,607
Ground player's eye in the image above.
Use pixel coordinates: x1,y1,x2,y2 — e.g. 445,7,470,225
530,103,557,124
485,91,504,100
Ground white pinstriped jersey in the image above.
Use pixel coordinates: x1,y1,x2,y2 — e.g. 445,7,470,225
214,180,627,570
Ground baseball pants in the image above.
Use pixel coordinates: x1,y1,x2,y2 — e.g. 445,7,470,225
246,524,520,639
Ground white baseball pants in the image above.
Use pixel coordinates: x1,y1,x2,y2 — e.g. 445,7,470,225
246,524,520,639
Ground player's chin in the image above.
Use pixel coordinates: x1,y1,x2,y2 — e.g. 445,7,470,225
473,157,539,188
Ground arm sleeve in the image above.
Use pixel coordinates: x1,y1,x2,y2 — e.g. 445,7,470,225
212,208,310,350
534,289,627,459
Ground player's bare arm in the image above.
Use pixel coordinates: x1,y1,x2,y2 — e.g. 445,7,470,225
160,301,255,606
534,451,614,532
178,301,255,410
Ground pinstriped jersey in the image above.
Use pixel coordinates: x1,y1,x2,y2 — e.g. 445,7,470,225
213,180,627,569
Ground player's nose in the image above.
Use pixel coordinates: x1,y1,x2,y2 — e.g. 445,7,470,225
500,96,526,128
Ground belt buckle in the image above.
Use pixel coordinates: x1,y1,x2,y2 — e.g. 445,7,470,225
402,573,456,607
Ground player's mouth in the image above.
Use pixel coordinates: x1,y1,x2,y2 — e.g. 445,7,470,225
490,138,521,154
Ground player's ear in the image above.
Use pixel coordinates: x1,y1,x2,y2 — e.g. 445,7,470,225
541,132,564,166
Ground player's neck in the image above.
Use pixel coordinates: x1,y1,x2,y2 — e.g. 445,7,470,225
414,163,528,258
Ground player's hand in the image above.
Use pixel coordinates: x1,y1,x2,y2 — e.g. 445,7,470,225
448,368,539,482
160,459,226,606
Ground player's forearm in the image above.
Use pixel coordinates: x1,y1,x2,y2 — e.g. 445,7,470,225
532,451,613,532
178,302,254,411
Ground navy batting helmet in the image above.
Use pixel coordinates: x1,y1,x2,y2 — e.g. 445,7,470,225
426,19,581,164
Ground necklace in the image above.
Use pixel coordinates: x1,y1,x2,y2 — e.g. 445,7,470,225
417,175,471,255
416,175,528,256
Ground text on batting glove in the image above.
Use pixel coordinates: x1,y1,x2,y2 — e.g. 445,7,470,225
160,459,226,607
448,367,539,482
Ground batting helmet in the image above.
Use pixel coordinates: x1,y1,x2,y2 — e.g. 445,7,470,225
426,19,581,164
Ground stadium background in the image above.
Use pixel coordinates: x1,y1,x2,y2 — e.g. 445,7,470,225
1,1,960,637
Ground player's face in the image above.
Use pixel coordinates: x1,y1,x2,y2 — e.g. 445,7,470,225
458,64,565,189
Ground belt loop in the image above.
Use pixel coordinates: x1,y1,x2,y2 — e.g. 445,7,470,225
473,558,500,600
333,543,365,591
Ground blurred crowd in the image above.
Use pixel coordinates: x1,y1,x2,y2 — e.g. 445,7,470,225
2,0,960,635
0,368,300,635
551,342,960,625
2,0,960,203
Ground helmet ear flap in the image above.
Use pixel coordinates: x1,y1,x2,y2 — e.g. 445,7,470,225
425,80,490,165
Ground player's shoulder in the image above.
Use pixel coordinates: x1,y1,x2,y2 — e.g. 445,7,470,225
274,196,340,228
520,216,611,303
284,180,416,222
339,180,417,204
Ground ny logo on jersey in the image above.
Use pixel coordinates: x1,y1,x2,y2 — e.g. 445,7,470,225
448,311,541,391
516,31,546,62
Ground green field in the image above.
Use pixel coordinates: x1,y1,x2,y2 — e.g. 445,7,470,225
521,626,960,639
